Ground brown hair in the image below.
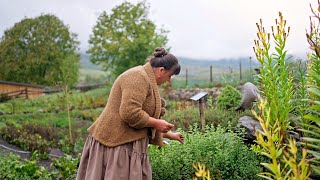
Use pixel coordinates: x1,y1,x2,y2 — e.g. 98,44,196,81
147,47,181,75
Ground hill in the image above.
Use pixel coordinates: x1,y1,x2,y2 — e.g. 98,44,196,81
79,53,102,70
79,53,260,72
78,53,261,83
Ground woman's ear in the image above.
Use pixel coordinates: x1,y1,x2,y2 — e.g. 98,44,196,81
159,67,165,73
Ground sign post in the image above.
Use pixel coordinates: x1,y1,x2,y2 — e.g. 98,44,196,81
190,92,208,132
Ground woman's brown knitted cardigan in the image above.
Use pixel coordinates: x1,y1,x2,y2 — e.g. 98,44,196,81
88,62,164,147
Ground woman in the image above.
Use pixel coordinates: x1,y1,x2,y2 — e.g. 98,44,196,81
76,47,184,180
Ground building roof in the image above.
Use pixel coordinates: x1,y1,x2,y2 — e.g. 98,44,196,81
0,80,47,89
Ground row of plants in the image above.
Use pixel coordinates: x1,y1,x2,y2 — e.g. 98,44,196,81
0,152,79,180
0,86,110,114
0,108,101,130
0,117,90,157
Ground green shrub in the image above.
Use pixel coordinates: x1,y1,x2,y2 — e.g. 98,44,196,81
0,152,52,180
149,126,262,180
216,85,241,110
51,154,80,179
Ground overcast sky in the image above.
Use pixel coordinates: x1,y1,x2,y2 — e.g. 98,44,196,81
0,0,315,60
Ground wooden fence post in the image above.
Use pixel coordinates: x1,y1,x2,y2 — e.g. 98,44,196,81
186,68,188,87
210,65,213,83
25,88,29,99
239,59,242,82
249,56,252,74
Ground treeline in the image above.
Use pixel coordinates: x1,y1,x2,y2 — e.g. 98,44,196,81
0,1,168,87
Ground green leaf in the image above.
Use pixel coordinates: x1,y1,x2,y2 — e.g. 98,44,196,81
307,150,320,159
308,87,320,97
301,137,320,144
276,148,283,158
303,114,320,126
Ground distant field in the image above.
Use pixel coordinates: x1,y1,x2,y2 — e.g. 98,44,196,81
78,68,109,82
78,54,258,86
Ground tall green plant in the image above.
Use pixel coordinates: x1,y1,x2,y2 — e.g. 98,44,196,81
253,12,293,139
299,0,320,175
294,60,308,120
252,12,311,179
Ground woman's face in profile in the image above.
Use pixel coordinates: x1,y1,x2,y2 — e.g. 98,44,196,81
156,67,173,85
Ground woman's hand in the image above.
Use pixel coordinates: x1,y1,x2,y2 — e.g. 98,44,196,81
164,131,184,144
147,117,174,133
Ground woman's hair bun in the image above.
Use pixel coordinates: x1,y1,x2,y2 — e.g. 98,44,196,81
153,47,168,57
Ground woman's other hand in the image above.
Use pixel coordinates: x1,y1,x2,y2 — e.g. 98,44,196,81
164,131,184,144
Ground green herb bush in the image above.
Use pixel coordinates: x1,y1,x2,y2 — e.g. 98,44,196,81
149,126,262,180
216,85,241,110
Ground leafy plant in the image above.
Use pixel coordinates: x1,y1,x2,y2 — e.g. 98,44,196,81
254,12,293,138
299,0,320,175
215,85,241,110
0,152,52,180
253,100,310,179
292,60,308,120
51,154,80,179
252,12,311,179
149,126,262,180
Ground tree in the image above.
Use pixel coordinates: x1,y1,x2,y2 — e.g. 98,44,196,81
87,1,169,77
0,14,80,86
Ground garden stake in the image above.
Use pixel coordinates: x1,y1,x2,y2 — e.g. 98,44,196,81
190,92,208,133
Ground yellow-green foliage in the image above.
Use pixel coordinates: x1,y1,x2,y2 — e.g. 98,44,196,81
253,100,310,179
253,12,311,179
254,12,293,136
193,163,212,180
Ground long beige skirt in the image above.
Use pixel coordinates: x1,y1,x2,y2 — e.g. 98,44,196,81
76,135,152,180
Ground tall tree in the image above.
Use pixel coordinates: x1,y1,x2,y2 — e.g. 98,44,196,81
0,14,80,86
87,1,169,77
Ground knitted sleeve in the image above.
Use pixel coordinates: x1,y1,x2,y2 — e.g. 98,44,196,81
119,72,150,129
